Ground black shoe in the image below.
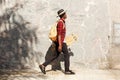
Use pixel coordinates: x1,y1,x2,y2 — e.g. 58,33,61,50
39,65,46,74
65,70,75,75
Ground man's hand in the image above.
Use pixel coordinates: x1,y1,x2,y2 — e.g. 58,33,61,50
58,45,62,52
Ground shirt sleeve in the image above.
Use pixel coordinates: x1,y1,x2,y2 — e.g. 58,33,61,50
57,21,63,36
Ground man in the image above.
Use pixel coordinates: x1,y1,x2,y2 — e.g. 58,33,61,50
39,9,75,75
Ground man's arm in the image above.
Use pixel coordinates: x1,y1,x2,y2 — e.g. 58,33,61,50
57,21,63,52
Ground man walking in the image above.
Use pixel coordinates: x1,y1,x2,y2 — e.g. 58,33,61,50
39,9,75,75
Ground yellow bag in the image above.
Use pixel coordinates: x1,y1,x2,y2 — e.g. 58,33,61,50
49,23,57,41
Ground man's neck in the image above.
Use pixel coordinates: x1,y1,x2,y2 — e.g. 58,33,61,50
61,18,65,21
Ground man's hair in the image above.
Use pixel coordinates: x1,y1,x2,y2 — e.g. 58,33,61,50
59,13,66,18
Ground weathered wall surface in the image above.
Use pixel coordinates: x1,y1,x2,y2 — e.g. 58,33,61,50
109,0,120,23
108,0,120,69
0,0,111,69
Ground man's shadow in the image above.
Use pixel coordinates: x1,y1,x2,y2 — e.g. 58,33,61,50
45,42,74,72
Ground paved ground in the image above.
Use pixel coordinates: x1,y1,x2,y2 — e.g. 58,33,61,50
1,63,120,80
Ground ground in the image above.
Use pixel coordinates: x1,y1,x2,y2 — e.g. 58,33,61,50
1,63,120,80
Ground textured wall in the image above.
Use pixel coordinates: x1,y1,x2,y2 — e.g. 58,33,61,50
107,0,120,69
109,0,120,23
0,0,111,69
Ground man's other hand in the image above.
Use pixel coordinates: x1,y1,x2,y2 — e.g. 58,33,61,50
58,45,62,52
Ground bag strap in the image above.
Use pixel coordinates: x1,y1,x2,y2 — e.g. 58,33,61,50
57,19,65,29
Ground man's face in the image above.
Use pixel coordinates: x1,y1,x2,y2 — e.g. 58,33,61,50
63,13,67,19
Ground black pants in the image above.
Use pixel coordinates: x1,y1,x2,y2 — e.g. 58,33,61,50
43,42,70,71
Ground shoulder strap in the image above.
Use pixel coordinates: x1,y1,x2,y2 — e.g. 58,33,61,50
57,19,65,29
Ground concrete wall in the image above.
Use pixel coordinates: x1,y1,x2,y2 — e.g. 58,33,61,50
108,0,120,69
109,0,120,23
0,0,111,69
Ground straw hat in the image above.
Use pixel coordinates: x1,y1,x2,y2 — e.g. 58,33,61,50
57,9,66,16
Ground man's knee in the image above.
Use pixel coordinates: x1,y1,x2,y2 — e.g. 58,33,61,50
62,43,68,53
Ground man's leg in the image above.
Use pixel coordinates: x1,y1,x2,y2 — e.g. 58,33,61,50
39,42,59,74
40,52,59,74
42,53,59,67
51,42,61,70
62,43,70,71
62,43,75,74
43,42,59,67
